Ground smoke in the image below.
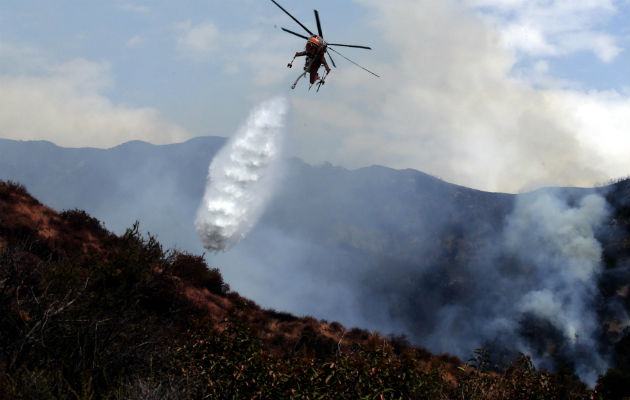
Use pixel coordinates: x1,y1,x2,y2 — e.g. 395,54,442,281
425,190,611,386
504,192,610,384
195,97,288,252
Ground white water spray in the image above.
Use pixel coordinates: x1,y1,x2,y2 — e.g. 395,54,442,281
195,97,288,252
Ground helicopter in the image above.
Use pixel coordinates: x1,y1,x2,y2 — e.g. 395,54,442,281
270,0,379,91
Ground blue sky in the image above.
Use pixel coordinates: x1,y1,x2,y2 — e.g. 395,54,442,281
1,0,628,192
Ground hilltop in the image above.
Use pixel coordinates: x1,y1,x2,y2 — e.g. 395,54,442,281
3,180,621,398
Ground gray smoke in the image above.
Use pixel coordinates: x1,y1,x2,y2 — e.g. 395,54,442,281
195,97,288,252
503,192,610,384
426,190,612,386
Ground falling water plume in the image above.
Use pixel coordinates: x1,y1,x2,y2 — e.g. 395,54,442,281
195,97,288,252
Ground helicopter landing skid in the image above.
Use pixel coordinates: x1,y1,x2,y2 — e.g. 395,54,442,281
291,71,307,89
315,71,329,92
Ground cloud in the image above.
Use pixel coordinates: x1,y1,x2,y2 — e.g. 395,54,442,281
119,2,150,14
175,20,294,86
176,21,220,57
125,35,145,48
500,23,557,56
0,42,50,74
0,51,191,148
280,0,629,192
467,0,623,62
546,88,630,180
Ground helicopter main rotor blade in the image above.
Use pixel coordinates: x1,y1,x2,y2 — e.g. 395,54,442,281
328,47,379,77
328,43,372,50
326,50,336,68
281,27,309,40
270,0,314,36
314,10,323,37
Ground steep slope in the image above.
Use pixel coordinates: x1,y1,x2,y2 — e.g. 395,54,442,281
0,179,397,357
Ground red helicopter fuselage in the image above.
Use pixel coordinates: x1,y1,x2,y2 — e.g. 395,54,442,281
304,36,328,84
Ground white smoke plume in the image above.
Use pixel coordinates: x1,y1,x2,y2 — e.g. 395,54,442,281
195,97,288,252
505,192,609,385
425,190,612,386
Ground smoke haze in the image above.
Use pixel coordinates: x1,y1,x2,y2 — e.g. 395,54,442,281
424,190,612,386
195,97,288,251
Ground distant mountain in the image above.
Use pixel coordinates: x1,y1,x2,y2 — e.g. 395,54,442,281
1,136,628,384
0,136,223,221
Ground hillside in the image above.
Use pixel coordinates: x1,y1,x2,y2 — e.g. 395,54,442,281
0,137,628,386
4,180,624,398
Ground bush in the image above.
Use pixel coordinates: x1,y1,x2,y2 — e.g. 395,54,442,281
0,180,30,200
166,252,229,295
60,208,104,232
597,368,630,400
0,221,193,398
385,333,412,355
266,308,298,323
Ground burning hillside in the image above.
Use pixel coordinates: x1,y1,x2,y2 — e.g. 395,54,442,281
0,180,625,398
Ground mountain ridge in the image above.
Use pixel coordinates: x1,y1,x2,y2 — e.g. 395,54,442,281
1,136,628,387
